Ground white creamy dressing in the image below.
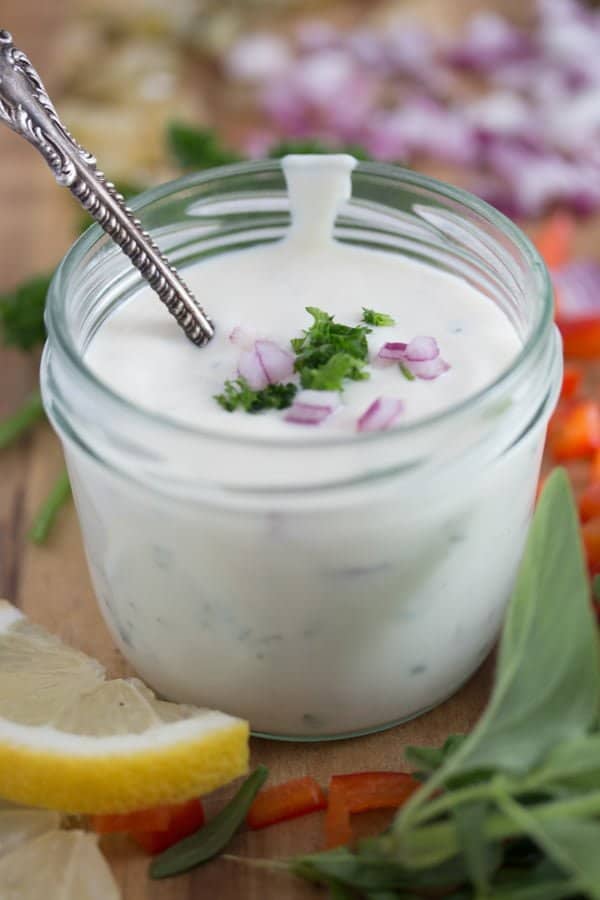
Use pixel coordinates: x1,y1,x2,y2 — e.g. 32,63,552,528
66,156,548,737
86,156,520,437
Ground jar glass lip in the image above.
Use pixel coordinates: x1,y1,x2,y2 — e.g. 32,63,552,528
45,159,554,451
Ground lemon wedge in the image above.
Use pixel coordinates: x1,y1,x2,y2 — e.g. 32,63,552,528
0,601,249,813
0,824,120,900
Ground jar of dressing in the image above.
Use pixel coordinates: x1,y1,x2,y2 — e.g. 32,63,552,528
41,158,561,740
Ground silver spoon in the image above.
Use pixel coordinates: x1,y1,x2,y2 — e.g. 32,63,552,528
0,29,214,346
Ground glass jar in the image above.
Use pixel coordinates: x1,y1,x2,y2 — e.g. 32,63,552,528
41,161,561,740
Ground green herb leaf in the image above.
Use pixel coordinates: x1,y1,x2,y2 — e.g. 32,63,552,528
268,139,371,161
0,390,45,449
406,735,467,776
167,122,242,170
452,801,499,892
215,378,297,413
361,308,396,327
300,352,367,391
150,765,269,879
29,468,71,545
0,274,51,350
292,307,370,389
399,362,416,382
496,794,600,899
403,469,599,792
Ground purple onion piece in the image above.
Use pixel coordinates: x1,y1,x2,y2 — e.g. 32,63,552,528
357,397,404,433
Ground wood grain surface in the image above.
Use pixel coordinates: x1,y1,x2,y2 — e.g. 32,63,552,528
0,1,592,897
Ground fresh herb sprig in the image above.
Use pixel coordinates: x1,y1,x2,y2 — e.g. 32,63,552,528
0,390,45,449
29,469,71,544
292,307,371,391
362,308,396,327
215,378,297,413
284,470,600,898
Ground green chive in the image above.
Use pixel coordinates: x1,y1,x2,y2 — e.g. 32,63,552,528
29,469,71,544
0,390,44,449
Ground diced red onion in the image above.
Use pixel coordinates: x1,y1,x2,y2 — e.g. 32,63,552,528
357,397,404,433
238,339,294,389
553,260,600,319
295,20,340,52
445,12,534,72
255,340,295,383
285,390,339,426
377,341,408,361
225,34,292,83
404,335,439,362
407,356,451,380
238,347,269,391
229,325,258,349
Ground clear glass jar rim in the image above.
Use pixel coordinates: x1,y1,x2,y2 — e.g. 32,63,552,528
45,159,554,451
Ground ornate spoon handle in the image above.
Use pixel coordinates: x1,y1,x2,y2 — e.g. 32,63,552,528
0,30,214,346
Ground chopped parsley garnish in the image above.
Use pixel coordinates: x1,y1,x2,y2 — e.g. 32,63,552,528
361,307,396,327
291,307,371,390
215,378,297,413
399,362,416,381
299,352,367,391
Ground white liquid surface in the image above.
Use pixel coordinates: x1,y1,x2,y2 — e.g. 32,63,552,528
62,156,551,737
87,156,520,437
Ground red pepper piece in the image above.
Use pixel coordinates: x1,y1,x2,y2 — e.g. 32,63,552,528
579,483,600,523
90,806,172,834
557,317,600,360
130,798,205,855
548,401,600,462
560,365,582,401
534,212,575,271
582,518,600,576
325,772,420,849
591,450,600,484
247,775,326,830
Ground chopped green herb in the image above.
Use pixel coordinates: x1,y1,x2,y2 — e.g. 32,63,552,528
167,122,242,170
0,390,45,449
215,378,297,413
362,308,396,327
300,352,368,391
150,766,269,879
292,307,371,391
29,468,71,544
399,363,416,382
0,273,51,350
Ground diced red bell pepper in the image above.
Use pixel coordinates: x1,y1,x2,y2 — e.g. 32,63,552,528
560,365,582,401
591,450,600,484
247,776,326,830
325,772,420,849
579,482,600,523
90,806,172,834
534,212,575,271
582,518,600,576
548,401,600,462
557,317,600,360
130,798,205,855
91,798,205,855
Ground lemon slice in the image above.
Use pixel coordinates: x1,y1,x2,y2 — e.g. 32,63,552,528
0,601,249,813
0,829,120,900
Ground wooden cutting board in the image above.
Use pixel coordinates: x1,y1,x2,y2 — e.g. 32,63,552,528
0,1,595,897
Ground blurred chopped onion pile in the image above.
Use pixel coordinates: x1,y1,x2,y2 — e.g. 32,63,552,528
225,0,600,219
59,0,600,220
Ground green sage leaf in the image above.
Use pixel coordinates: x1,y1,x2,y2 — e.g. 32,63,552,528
149,765,268,878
